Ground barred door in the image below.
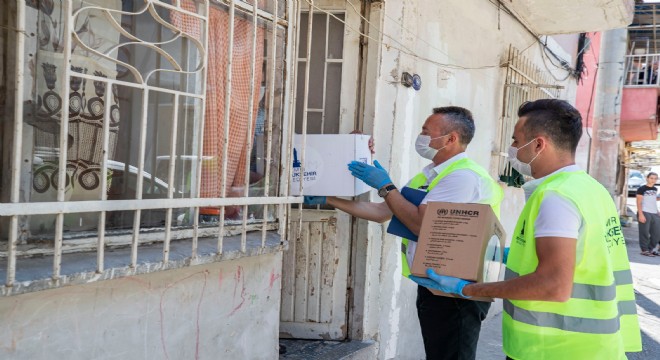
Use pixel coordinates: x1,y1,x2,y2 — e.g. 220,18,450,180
280,0,361,340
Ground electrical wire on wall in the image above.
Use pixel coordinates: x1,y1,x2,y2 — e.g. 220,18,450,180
583,32,600,173
304,0,501,72
488,0,586,83
574,33,590,84
539,42,573,82
304,0,585,83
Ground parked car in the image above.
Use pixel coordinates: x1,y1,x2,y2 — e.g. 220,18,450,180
30,157,186,235
628,170,645,196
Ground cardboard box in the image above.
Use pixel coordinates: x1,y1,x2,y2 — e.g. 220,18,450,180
291,134,372,197
411,202,506,302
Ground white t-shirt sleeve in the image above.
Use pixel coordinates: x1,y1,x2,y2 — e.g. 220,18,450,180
534,191,582,239
420,170,480,205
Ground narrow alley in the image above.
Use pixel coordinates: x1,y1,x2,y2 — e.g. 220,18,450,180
1,0,659,359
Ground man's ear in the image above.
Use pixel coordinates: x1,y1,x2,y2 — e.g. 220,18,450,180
449,131,459,144
535,136,548,152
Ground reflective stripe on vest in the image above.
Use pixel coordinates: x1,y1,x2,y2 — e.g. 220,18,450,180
503,299,637,334
502,170,642,359
505,268,633,301
399,158,503,277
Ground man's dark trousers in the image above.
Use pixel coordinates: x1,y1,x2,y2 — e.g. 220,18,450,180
417,285,491,359
639,211,660,252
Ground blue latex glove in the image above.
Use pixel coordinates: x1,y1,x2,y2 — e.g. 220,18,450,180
503,247,510,265
347,160,392,189
409,268,473,298
304,196,326,205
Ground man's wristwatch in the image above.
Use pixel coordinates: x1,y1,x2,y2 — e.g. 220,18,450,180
378,184,397,198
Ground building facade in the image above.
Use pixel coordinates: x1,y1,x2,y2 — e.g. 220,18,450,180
0,1,633,359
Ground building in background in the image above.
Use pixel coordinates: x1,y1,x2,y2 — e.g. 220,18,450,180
0,1,634,359
575,1,660,214
622,0,660,142
623,1,660,190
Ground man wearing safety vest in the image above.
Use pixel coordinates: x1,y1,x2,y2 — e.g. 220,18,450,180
305,106,503,359
410,99,642,359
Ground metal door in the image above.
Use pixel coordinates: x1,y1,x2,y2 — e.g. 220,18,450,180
280,0,361,340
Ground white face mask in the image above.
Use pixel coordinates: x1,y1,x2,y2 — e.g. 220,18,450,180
415,134,450,160
507,138,542,177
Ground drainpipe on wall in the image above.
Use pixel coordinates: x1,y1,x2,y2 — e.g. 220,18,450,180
589,28,628,206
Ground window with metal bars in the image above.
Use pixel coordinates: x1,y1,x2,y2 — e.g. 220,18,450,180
497,45,562,187
624,53,660,87
0,0,297,296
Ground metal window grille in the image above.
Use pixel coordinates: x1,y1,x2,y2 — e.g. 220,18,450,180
497,45,562,187
624,53,660,86
294,10,345,135
0,0,303,296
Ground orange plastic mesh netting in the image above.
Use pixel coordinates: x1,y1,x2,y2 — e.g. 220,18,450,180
172,1,265,203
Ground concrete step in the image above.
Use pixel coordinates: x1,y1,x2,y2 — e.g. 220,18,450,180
340,342,376,360
279,339,376,360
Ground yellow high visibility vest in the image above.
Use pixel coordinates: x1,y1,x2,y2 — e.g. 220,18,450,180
400,158,503,277
503,170,642,360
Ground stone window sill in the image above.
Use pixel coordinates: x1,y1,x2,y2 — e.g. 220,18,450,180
0,230,283,297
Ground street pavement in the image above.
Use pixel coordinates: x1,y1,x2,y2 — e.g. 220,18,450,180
475,197,660,359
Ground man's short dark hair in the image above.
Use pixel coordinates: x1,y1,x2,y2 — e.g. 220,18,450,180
432,106,475,145
517,99,582,154
648,172,658,179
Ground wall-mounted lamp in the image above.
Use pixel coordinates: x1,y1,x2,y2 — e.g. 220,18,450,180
401,72,422,91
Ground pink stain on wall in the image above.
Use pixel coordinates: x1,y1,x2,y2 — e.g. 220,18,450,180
159,270,209,360
269,269,281,291
230,266,246,316
575,32,602,129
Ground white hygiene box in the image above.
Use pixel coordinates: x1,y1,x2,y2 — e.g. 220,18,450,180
291,134,372,197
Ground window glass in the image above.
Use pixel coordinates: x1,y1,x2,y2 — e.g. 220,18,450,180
5,0,286,240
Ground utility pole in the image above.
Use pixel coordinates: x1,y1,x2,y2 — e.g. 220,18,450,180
589,28,628,202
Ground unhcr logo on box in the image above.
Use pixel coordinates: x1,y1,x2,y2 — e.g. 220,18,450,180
291,148,319,183
437,208,480,217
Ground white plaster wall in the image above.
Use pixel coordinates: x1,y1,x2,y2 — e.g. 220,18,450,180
0,253,283,360
575,129,593,171
358,1,580,358
551,34,580,64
